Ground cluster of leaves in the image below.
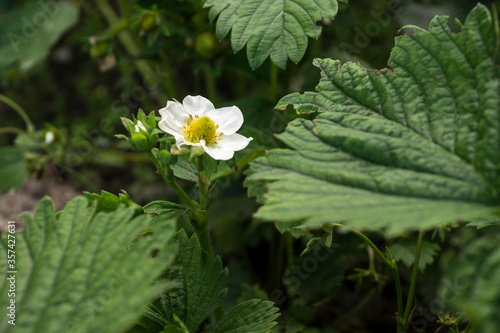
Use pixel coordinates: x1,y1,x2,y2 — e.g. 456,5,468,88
0,194,279,333
1,0,500,332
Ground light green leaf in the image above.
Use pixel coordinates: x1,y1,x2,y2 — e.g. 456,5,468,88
0,196,178,333
0,2,79,74
0,147,28,193
171,156,198,183
205,299,279,333
246,4,500,236
143,201,187,224
439,232,500,333
203,0,343,69
155,230,228,332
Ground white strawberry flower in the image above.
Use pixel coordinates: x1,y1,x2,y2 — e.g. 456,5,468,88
158,95,252,160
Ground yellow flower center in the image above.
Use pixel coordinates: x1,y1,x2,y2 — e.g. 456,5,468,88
183,116,222,146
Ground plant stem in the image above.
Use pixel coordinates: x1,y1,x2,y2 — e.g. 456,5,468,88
0,127,24,135
0,94,34,133
197,157,209,210
331,224,391,267
146,150,198,210
403,230,425,328
203,63,218,105
270,62,278,101
392,261,405,330
331,223,405,331
95,0,176,102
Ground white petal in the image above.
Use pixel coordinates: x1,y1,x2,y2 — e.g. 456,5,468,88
159,100,189,123
201,133,253,160
45,131,55,144
178,139,202,148
158,114,184,137
135,121,147,133
209,106,244,135
158,101,190,137
183,95,215,117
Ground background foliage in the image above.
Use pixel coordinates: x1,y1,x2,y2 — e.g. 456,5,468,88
1,0,499,332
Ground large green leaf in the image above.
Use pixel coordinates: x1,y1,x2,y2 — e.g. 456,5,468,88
0,146,28,193
203,0,344,69
438,231,500,333
153,230,228,332
246,4,500,236
0,2,79,74
204,299,279,333
0,196,177,333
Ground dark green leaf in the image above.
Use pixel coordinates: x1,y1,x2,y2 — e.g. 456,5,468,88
246,4,500,236
0,2,79,74
155,230,228,332
390,239,440,271
203,0,344,69
205,299,279,333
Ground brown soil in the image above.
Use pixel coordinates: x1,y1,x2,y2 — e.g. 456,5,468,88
0,165,82,233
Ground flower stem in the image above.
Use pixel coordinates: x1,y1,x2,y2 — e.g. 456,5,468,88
0,94,34,133
403,230,425,328
146,150,198,210
194,157,225,321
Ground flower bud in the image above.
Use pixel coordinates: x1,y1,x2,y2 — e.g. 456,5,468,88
158,150,172,165
131,133,149,151
195,32,220,60
121,117,136,135
141,11,160,32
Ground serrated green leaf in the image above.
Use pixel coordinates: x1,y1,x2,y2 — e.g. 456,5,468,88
0,196,178,333
83,190,143,215
439,232,500,333
0,2,79,75
389,239,440,271
246,4,500,237
203,0,343,69
171,156,198,183
144,200,187,224
205,299,279,333
154,230,228,332
466,214,500,229
0,146,28,193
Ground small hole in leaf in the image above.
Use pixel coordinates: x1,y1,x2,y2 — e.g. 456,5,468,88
147,247,161,260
